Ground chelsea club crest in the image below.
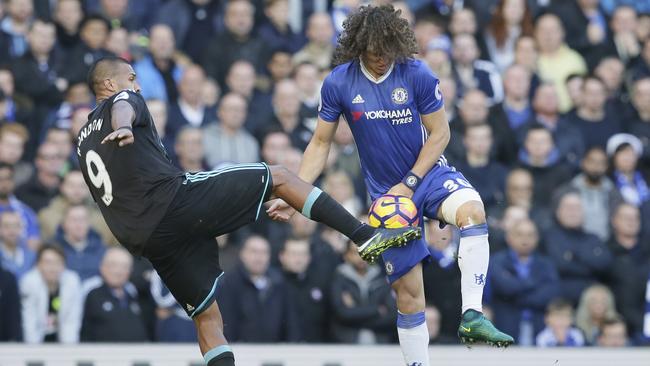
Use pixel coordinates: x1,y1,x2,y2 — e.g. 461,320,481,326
385,261,394,275
391,87,408,104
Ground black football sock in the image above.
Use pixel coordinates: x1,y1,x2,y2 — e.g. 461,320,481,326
207,351,235,366
302,187,375,245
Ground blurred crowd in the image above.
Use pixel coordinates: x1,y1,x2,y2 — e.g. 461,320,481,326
0,0,649,348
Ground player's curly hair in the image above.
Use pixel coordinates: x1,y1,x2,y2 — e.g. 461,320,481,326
333,4,418,65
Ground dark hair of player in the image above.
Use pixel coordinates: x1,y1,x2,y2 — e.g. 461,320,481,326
333,4,418,65
86,56,131,95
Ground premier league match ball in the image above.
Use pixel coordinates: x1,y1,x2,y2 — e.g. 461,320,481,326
368,194,419,228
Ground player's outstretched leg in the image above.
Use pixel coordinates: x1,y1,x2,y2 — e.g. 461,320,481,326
451,200,514,347
194,302,234,366
393,264,430,366
269,165,421,262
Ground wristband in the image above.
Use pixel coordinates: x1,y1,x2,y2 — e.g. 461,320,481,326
402,171,422,191
116,126,133,132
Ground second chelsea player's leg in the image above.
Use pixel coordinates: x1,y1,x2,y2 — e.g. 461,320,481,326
439,191,514,347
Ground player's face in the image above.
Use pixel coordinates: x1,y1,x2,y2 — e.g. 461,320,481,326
362,51,393,77
111,63,141,94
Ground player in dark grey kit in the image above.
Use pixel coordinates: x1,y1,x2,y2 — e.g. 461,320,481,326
77,56,420,366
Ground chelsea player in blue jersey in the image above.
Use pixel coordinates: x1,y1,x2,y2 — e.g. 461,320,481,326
268,4,513,363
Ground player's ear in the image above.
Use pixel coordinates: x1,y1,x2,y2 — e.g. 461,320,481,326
103,78,115,93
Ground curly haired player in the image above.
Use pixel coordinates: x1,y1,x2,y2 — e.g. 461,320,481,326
77,56,420,366
268,5,513,365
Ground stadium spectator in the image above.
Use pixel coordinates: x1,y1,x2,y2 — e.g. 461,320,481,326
0,163,40,249
217,235,301,342
53,0,83,53
20,244,82,343
150,270,196,342
551,0,610,69
62,14,113,85
201,77,220,108
0,67,33,126
258,0,305,53
492,64,532,131
96,0,140,31
224,60,272,133
490,217,560,345
38,170,115,245
439,76,457,121
0,124,32,186
608,134,649,207
146,99,174,157
330,240,397,344
264,79,313,150
596,316,630,347
518,125,574,208
322,170,362,217
513,36,539,78
544,190,612,304
422,219,462,341
604,5,640,65
201,0,269,87
16,142,64,212
517,83,585,167
498,168,552,233
54,205,106,281
569,147,622,241
609,205,650,339
565,73,585,113
81,247,149,342
423,37,452,79
594,57,626,103
155,0,221,62
535,13,587,112
12,19,66,141
293,62,321,118
576,284,618,345
173,126,208,172
535,298,586,347
0,263,21,341
105,26,131,61
203,92,258,169
453,124,508,211
1,0,34,59
628,35,650,82
451,33,503,105
260,129,291,165
484,0,534,72
133,24,183,103
279,238,330,343
628,78,650,169
292,12,335,70
166,65,215,141
43,128,73,168
266,49,294,84
0,211,34,279
565,76,622,150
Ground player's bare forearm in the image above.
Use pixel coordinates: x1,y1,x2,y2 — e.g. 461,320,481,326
298,118,338,183
411,108,450,178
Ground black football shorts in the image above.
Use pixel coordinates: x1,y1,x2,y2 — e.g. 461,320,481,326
142,163,272,318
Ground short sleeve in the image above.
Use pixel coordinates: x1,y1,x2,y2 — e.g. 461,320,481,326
413,62,444,115
318,74,343,123
111,90,146,127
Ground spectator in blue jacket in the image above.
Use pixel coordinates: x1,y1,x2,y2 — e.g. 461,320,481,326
216,235,301,342
536,298,586,347
543,189,612,304
0,210,35,279
54,205,106,281
0,163,40,250
133,24,184,102
490,217,560,346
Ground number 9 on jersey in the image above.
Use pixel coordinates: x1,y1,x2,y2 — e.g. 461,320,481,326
85,150,113,206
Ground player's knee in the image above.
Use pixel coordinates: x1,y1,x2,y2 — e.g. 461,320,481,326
455,200,486,228
396,288,425,314
269,165,292,187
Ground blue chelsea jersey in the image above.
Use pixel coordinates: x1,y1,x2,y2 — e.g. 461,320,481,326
318,58,444,198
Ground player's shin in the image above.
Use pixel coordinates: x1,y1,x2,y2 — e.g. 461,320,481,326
458,223,489,313
204,345,235,366
301,187,375,244
397,311,430,366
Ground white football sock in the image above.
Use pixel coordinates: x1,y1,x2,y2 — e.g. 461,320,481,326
458,224,490,314
397,311,430,366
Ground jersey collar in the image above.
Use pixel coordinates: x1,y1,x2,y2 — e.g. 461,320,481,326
359,58,394,84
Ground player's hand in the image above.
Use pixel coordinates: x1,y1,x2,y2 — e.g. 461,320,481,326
387,182,413,198
266,198,296,222
101,128,134,147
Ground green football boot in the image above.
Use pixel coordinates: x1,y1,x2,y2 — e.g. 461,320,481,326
458,309,514,348
357,226,422,263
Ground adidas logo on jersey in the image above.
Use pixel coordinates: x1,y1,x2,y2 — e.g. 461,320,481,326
352,94,365,104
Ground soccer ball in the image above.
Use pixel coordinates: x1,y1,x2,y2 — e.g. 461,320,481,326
368,194,419,228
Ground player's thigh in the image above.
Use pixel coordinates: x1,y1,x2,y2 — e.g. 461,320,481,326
144,233,223,319
180,163,273,236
